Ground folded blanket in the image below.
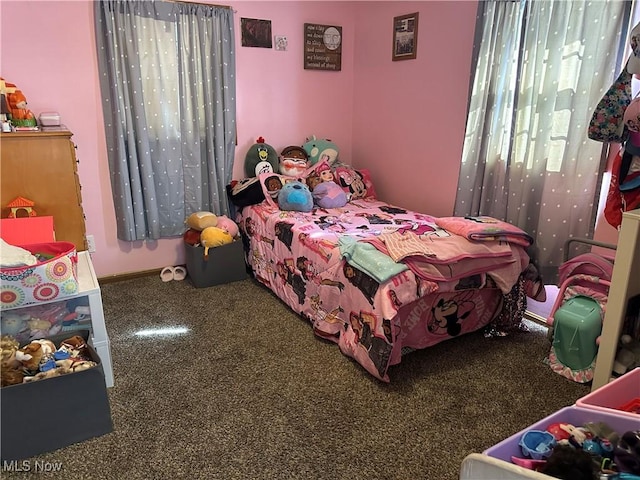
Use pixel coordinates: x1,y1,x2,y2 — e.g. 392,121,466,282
435,216,533,247
338,236,408,283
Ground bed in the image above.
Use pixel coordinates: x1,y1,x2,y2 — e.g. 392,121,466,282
231,161,540,382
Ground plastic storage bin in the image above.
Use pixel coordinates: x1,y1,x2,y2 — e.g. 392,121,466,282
577,367,640,418
483,406,640,463
460,453,554,480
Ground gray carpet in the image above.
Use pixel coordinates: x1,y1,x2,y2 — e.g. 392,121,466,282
2,276,590,480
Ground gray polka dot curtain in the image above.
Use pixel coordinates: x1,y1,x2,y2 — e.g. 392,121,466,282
455,0,631,283
94,0,236,241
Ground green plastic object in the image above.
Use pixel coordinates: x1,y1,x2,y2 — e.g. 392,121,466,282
552,296,603,371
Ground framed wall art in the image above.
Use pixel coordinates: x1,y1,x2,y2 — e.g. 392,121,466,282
241,18,273,48
304,23,342,71
392,12,419,61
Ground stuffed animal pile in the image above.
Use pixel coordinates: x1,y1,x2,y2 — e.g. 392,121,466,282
183,210,240,259
1,334,97,387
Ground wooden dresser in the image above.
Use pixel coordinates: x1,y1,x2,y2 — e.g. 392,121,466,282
0,129,87,251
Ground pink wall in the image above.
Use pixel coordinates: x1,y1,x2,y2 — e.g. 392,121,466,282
352,1,477,217
1,0,358,277
0,0,620,278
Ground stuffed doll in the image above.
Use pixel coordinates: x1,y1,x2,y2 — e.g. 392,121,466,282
302,136,339,166
278,180,313,212
305,163,347,208
310,180,348,209
244,136,279,177
279,145,309,177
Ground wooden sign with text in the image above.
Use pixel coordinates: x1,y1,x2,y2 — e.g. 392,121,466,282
304,23,342,71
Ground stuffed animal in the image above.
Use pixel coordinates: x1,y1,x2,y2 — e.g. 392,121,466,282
55,358,97,373
23,366,70,383
302,136,339,166
0,335,23,386
310,180,348,208
58,335,90,360
200,226,233,259
183,228,201,246
244,136,279,177
26,317,61,340
0,312,28,337
4,81,36,127
279,145,309,177
215,215,239,238
278,180,314,212
185,211,218,231
0,335,20,367
15,339,56,372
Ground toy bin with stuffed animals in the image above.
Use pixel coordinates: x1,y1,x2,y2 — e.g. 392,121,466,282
481,406,640,478
0,330,113,461
184,239,248,288
577,367,640,418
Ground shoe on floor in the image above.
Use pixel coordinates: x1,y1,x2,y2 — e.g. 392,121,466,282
173,266,187,281
160,266,175,282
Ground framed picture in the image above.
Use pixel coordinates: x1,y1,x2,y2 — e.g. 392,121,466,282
241,18,273,48
392,12,419,61
304,23,342,71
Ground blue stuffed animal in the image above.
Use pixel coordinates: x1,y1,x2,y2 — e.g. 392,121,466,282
278,180,313,212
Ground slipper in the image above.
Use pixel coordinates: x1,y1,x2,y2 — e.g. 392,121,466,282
173,266,187,281
160,266,175,282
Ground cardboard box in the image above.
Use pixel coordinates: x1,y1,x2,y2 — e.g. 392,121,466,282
0,331,113,461
184,239,248,288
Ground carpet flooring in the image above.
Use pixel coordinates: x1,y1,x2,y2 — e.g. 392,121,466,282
1,276,591,480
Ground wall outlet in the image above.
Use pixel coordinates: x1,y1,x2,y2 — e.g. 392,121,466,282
86,234,96,253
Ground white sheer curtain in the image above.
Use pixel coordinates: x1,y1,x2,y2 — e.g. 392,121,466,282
456,0,630,282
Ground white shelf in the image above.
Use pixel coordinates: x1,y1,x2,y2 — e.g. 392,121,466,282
591,208,640,391
2,251,113,388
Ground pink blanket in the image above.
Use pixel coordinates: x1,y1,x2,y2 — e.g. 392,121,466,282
239,199,530,382
435,216,533,247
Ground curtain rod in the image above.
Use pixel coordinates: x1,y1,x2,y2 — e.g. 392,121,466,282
167,0,234,11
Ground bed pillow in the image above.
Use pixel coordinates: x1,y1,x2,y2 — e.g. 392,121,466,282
333,165,377,200
258,172,297,208
311,181,348,208
278,180,314,212
226,177,265,207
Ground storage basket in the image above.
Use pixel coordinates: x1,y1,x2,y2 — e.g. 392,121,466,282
576,368,640,418
1,242,79,309
484,406,640,463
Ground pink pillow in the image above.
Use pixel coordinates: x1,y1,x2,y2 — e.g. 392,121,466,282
333,165,377,200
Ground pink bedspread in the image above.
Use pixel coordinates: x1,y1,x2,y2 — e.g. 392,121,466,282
239,198,530,381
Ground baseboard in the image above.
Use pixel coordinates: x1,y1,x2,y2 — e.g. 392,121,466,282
97,266,185,285
524,310,548,328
